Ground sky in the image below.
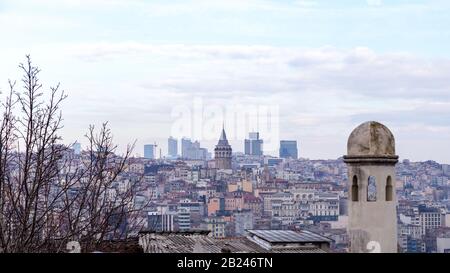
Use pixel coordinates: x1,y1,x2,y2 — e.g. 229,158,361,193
1,0,450,163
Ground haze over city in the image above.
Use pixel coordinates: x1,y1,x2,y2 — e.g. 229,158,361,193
1,0,450,163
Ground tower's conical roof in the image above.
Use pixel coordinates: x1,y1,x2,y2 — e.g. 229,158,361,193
217,128,229,146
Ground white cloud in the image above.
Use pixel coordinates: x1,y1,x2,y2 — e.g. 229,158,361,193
64,42,450,100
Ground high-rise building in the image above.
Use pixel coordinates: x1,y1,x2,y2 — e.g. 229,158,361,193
177,208,191,231
190,141,201,158
214,127,232,169
148,211,175,232
197,147,209,160
244,132,263,156
181,138,208,160
344,121,398,253
168,136,178,158
144,144,155,159
181,138,192,159
442,164,450,176
72,141,81,155
279,140,298,159
417,205,444,235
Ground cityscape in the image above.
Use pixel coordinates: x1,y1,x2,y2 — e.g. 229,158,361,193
1,0,450,259
95,126,450,253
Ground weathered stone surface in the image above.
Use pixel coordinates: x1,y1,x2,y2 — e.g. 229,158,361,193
349,229,371,253
347,121,396,157
345,121,398,253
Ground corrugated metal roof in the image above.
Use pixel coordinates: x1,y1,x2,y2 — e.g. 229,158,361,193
271,247,326,253
247,230,332,243
139,232,328,253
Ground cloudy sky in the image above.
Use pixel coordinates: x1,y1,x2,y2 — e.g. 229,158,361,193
1,0,450,163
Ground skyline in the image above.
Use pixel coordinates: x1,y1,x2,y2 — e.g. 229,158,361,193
1,0,450,163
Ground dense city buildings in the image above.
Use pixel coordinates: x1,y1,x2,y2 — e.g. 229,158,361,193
58,123,450,253
2,0,449,258
279,140,298,159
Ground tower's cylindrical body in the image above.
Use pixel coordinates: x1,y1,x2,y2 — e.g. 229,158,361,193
344,121,398,253
214,146,232,169
215,128,232,170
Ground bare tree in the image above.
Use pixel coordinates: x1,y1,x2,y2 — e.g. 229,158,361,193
60,123,147,252
0,56,147,253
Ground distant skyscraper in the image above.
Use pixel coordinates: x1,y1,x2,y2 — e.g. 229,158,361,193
244,132,263,156
244,140,250,155
248,132,259,140
279,140,298,159
144,144,155,159
168,136,178,158
197,147,209,160
72,141,81,155
215,127,232,169
181,138,192,159
180,138,208,160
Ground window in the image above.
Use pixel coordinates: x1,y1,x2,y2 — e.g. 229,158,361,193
367,176,377,202
386,176,393,201
352,176,359,201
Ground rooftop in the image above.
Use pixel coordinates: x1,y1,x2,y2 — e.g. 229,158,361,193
217,128,230,146
138,230,330,253
247,229,333,244
346,121,397,158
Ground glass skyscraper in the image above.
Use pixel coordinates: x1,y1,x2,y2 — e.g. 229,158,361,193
244,132,263,156
168,136,178,158
279,140,298,159
144,144,155,159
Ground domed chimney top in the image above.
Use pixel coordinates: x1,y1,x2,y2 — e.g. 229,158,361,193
345,121,398,163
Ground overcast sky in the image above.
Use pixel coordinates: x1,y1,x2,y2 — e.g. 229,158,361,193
1,0,450,163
